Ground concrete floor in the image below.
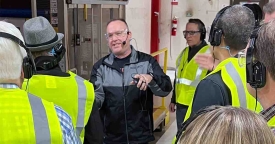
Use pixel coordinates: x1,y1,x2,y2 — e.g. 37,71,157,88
149,112,177,144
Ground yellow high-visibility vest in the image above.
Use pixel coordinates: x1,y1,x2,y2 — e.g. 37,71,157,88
0,88,63,144
22,71,95,142
183,58,262,122
171,58,263,144
175,45,210,106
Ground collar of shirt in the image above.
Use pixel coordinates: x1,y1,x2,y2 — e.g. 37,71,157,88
260,104,275,122
0,83,19,89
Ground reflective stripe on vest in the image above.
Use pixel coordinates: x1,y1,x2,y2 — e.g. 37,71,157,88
176,48,211,87
28,93,51,144
225,62,247,108
75,75,87,136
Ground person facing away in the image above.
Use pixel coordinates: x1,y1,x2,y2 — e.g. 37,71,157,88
184,5,262,121
194,3,263,71
169,18,211,130
177,106,275,144
90,18,172,144
21,16,103,144
246,19,275,132
0,21,79,143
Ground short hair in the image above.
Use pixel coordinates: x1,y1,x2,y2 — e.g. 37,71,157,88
216,5,255,51
0,21,27,82
31,49,52,59
179,106,275,144
263,1,275,14
188,19,205,32
106,18,129,30
255,19,275,80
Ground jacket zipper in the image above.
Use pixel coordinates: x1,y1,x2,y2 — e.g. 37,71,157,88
122,67,129,144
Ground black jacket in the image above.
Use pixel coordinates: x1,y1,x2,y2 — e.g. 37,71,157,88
190,71,231,116
90,47,172,144
34,56,103,144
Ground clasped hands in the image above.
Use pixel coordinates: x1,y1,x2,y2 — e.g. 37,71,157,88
130,74,153,91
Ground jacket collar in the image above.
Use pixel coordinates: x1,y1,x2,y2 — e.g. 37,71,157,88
104,45,138,65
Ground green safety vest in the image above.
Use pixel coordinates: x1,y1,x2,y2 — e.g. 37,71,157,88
22,71,95,143
175,45,210,106
0,88,63,144
172,58,263,144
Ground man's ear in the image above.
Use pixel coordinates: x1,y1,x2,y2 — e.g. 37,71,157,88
128,31,132,40
21,67,24,79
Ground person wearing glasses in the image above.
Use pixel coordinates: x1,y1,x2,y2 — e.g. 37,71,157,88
89,18,172,144
169,19,211,130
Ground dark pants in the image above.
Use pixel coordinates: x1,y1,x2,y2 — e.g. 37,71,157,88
176,104,188,130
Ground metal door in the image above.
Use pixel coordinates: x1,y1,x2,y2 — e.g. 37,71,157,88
65,4,122,79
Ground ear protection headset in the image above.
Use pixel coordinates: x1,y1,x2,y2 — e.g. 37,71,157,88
243,4,263,27
37,43,66,70
0,32,36,79
208,6,231,46
174,106,220,143
198,19,206,40
246,26,266,89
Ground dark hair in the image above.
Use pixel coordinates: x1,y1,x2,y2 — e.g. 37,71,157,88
216,5,255,51
188,19,206,40
106,18,129,29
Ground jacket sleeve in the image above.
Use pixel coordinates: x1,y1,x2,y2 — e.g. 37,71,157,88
171,71,176,103
84,99,104,144
148,56,173,97
89,62,105,109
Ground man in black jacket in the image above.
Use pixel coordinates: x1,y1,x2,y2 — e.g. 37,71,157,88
21,16,103,144
90,18,172,144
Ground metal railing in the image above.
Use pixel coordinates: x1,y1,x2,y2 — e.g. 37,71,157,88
150,47,168,109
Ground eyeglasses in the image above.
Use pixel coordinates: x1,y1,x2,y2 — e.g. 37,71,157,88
105,29,128,40
183,31,201,36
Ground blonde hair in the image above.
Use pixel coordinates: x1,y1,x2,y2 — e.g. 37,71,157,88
0,21,27,82
179,106,275,144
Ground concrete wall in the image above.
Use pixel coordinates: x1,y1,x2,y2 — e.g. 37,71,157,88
159,0,230,68
125,0,152,54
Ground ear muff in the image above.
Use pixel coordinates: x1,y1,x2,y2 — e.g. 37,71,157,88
0,32,36,79
23,56,34,79
208,6,231,46
243,4,263,27
200,26,206,40
246,26,266,89
196,19,206,40
38,43,66,70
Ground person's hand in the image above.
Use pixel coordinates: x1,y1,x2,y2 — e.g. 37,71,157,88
169,103,176,113
130,74,153,91
194,53,215,70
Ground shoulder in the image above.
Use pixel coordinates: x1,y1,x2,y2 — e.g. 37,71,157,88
196,71,230,101
136,51,153,61
93,54,109,69
196,71,227,95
